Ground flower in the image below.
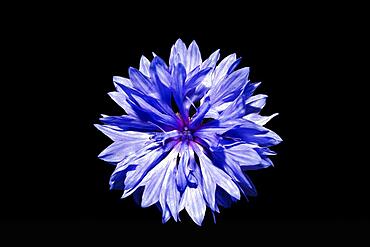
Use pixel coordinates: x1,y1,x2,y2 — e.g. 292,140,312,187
95,39,282,225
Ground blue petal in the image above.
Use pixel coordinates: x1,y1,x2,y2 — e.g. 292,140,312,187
193,130,220,148
189,97,211,129
171,63,187,119
185,67,212,94
193,120,241,147
212,145,259,196
224,120,283,147
99,115,159,131
193,143,240,200
185,65,200,81
173,39,188,70
140,148,177,207
113,76,133,88
165,166,180,221
114,83,178,129
242,157,274,171
215,187,237,208
186,40,202,72
227,57,242,75
225,144,262,167
209,67,250,107
180,186,206,226
218,93,246,122
224,162,257,197
212,54,237,85
107,92,137,117
200,49,220,69
244,81,261,99
161,204,172,223
109,165,136,190
122,141,178,197
243,113,279,126
186,82,210,109
123,146,167,192
245,94,268,114
159,148,179,214
94,124,149,141
176,143,189,192
96,131,152,163
149,56,172,104
169,45,176,70
150,56,171,87
192,147,217,211
139,55,151,76
128,67,156,97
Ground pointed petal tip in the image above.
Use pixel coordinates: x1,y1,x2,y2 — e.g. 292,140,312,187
175,38,185,44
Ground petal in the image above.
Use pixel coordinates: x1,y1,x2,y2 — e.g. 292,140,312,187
128,67,157,97
99,115,159,131
114,83,178,129
225,144,262,167
245,94,268,114
107,92,137,117
150,56,171,87
187,40,202,72
171,63,187,119
94,124,151,141
96,133,152,162
139,55,151,77
212,54,237,86
215,187,237,208
224,120,283,147
244,81,261,99
122,142,179,198
218,93,246,122
176,143,189,192
109,165,136,190
193,120,240,147
169,44,177,71
140,149,176,207
215,147,257,197
141,171,167,208
194,151,217,211
113,76,133,88
243,113,279,126
193,143,241,200
209,67,250,107
200,49,220,70
189,97,211,129
173,39,188,70
227,57,242,75
161,204,172,223
243,157,274,171
203,108,220,119
185,67,212,94
165,167,180,221
123,145,167,193
149,56,172,104
181,186,206,226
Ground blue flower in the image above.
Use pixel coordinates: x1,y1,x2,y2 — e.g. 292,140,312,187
95,39,282,225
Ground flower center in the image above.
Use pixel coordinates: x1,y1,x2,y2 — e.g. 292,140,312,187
180,127,193,141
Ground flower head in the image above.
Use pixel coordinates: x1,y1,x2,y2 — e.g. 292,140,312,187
95,39,282,225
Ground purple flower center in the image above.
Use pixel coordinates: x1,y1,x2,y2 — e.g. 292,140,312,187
180,127,193,141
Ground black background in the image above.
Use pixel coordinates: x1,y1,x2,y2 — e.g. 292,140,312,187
1,4,368,243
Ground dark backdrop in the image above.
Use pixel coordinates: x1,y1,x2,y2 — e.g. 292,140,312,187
1,4,368,243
